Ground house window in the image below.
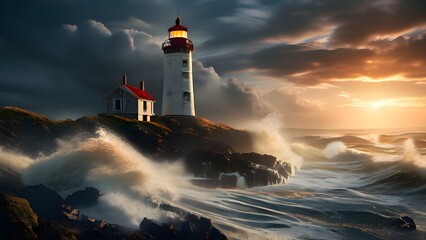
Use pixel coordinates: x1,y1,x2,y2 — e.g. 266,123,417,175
114,99,122,111
143,101,147,111
143,115,147,121
183,92,190,102
182,72,189,79
182,59,188,67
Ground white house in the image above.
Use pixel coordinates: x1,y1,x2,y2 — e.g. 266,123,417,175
104,75,155,121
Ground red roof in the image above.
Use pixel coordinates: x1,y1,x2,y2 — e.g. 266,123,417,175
168,16,188,32
168,24,188,32
124,84,155,101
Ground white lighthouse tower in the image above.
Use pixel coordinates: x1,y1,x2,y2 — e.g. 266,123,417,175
161,16,195,116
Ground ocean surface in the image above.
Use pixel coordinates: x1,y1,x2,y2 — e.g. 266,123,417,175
172,128,426,239
4,127,426,240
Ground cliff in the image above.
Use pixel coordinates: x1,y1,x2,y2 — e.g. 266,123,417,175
0,106,291,187
0,106,294,239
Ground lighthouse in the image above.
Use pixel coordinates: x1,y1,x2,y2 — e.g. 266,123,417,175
161,16,196,116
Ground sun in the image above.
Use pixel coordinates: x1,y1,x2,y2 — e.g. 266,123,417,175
369,99,398,110
370,100,386,109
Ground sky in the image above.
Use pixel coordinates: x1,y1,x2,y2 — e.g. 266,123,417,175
0,0,425,129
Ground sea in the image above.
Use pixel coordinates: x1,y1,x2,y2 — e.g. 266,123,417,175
173,128,426,240
3,125,425,240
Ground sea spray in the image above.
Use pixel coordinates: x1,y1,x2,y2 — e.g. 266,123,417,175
403,139,426,168
247,112,303,173
0,147,32,172
371,139,426,169
323,141,347,159
22,128,191,227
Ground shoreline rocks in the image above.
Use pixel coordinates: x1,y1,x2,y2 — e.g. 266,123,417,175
138,213,228,240
65,187,103,208
0,107,292,188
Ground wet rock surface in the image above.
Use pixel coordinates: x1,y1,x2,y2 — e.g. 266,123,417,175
1,189,229,240
20,184,64,220
388,216,416,230
65,187,103,208
139,213,228,240
0,193,39,239
187,150,292,187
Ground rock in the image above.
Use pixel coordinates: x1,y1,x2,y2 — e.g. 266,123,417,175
275,162,292,179
21,184,64,220
180,213,228,240
0,166,23,196
186,150,230,178
240,153,277,168
0,193,39,239
138,214,228,240
0,107,293,191
187,150,291,187
220,173,237,188
139,217,177,240
388,216,416,229
65,187,103,208
0,107,77,158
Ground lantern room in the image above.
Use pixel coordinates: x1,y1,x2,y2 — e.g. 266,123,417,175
162,16,194,52
168,17,188,38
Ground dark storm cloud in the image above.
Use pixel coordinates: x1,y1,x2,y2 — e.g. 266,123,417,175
330,0,426,45
202,0,426,49
0,0,273,120
1,0,425,122
193,61,271,123
248,45,374,85
201,0,426,85
206,43,375,85
0,14,164,117
206,25,426,86
264,89,323,114
0,1,166,117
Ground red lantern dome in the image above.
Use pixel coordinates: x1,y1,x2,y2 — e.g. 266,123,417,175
162,17,194,53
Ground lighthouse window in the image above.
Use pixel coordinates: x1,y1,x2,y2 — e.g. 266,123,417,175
183,92,191,102
182,72,189,79
182,59,188,67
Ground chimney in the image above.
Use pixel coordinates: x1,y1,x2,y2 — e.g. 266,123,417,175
140,81,145,90
122,74,128,85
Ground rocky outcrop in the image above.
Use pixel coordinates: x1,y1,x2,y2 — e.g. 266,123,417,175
65,187,103,208
0,193,39,239
20,184,64,220
1,192,226,240
138,213,228,240
0,107,81,158
186,150,292,187
180,213,228,240
0,107,292,188
0,107,251,159
388,216,416,230
139,218,178,239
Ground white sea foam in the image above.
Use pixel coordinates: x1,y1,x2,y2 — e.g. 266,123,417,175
403,138,426,168
371,138,426,169
322,141,346,159
21,128,190,227
0,147,32,172
247,112,304,172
